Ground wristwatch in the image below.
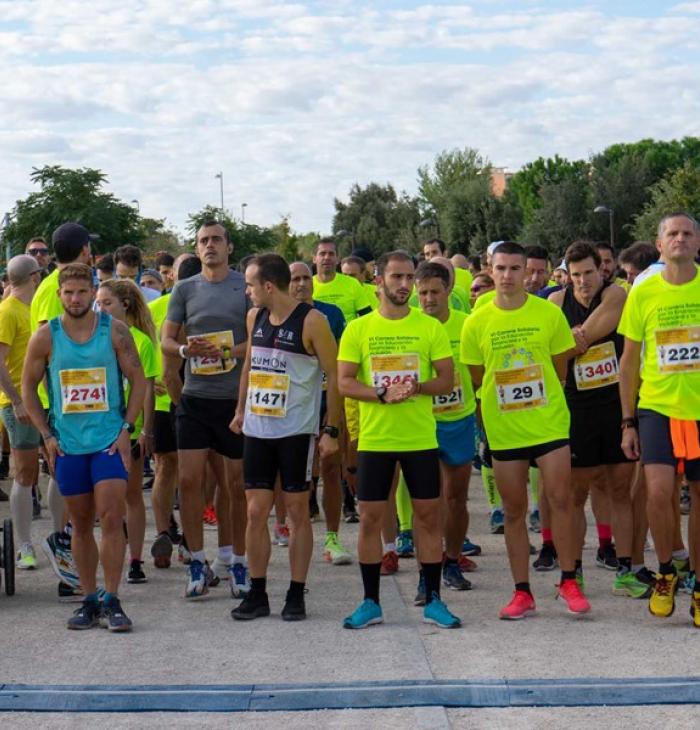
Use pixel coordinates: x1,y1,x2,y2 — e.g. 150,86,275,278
376,386,387,403
322,425,339,439
122,421,136,434
178,344,189,359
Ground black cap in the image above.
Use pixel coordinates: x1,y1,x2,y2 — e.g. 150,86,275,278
51,222,92,248
351,247,374,263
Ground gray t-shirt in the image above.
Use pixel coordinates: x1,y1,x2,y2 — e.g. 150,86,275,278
166,270,248,400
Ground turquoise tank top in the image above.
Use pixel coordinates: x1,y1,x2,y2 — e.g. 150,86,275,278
47,312,125,454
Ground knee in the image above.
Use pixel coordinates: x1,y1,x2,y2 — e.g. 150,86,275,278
502,499,527,521
246,498,270,526
285,500,310,527
71,514,95,535
99,509,124,535
359,505,383,531
413,506,441,532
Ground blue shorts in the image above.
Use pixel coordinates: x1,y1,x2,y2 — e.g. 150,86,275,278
55,450,128,497
436,414,476,467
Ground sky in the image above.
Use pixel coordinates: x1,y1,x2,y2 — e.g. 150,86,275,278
1,0,699,237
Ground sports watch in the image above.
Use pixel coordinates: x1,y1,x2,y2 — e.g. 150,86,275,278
122,421,136,434
376,386,387,403
322,425,339,439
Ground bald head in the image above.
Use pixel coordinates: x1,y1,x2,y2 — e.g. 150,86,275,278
289,261,313,303
8,254,41,286
451,253,468,270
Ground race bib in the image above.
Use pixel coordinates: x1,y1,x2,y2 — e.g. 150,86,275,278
188,331,236,376
433,371,464,414
60,368,109,414
656,327,700,373
494,364,547,412
574,341,619,391
370,353,419,388
249,371,289,417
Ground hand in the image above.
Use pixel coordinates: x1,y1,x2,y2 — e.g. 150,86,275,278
12,401,31,425
385,381,414,404
621,427,640,461
318,433,339,459
154,381,168,398
109,429,132,473
230,411,244,434
186,337,222,359
572,327,588,355
43,436,64,476
139,431,154,458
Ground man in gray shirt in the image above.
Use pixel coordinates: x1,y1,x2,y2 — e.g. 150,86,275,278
162,221,249,600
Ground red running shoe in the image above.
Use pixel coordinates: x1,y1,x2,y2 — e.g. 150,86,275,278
380,550,399,576
558,578,591,614
499,590,536,620
203,505,218,529
459,555,478,573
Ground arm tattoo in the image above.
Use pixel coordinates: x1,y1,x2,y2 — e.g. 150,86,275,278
114,322,141,371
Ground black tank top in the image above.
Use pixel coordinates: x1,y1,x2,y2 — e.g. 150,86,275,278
252,302,313,356
562,282,623,407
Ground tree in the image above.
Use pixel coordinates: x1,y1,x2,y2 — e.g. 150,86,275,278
139,218,183,257
2,165,144,256
270,217,299,262
631,163,700,242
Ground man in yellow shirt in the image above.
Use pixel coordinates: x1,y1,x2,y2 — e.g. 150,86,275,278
0,255,44,569
619,212,700,624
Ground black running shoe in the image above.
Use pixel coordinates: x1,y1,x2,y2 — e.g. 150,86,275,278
0,486,8,502
596,543,618,570
281,591,306,621
168,514,182,545
101,596,133,632
150,532,173,569
635,566,657,588
127,559,147,584
58,581,83,603
533,542,558,571
231,591,270,621
67,599,101,630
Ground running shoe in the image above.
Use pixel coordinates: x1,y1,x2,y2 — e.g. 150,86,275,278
231,591,270,621
533,543,558,571
649,573,679,617
397,530,415,558
42,531,79,587
127,559,147,584
490,508,505,534
274,523,290,547
150,531,173,569
212,555,233,579
423,595,461,628
0,486,7,501
499,590,536,620
67,598,102,630
442,562,472,591
680,483,691,515
281,591,306,621
185,559,209,600
635,566,657,589
691,592,700,628
596,544,618,570
342,598,383,629
458,555,478,573
672,557,691,579
58,581,83,603
203,505,218,529
229,562,250,598
380,550,399,576
414,572,426,606
575,565,585,591
101,596,133,632
613,570,652,599
178,542,192,565
681,571,696,595
343,504,359,524
528,509,541,533
16,543,37,570
461,537,481,556
323,532,352,565
168,514,182,545
558,579,591,614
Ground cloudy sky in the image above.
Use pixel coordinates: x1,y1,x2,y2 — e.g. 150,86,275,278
1,0,699,236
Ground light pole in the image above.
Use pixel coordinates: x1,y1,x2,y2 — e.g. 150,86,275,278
594,205,614,249
130,199,140,212
215,172,224,216
419,217,441,238
241,202,247,224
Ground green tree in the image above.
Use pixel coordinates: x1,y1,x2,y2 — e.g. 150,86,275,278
139,217,183,257
271,217,299,262
2,165,144,256
631,163,700,241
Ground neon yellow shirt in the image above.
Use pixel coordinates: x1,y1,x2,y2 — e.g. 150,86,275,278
30,268,63,407
128,326,158,440
460,294,575,450
148,294,171,413
618,270,700,420
454,267,473,299
473,289,497,310
0,296,31,409
313,273,371,322
432,309,476,422
451,284,472,313
615,276,631,292
364,282,379,310
338,308,452,451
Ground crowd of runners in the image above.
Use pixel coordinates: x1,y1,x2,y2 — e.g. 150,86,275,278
0,211,698,632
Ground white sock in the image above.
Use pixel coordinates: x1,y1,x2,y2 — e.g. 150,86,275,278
233,553,246,566
384,542,396,554
10,481,33,545
48,478,65,532
672,549,689,561
218,545,233,561
192,550,206,563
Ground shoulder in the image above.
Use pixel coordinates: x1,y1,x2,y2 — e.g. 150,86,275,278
111,317,132,342
548,289,565,307
171,274,202,296
29,322,52,352
449,309,468,327
600,283,627,302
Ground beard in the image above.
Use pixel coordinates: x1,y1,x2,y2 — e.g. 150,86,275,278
64,304,92,319
382,286,410,306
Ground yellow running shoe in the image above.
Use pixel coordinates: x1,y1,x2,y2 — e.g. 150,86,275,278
649,573,678,617
691,592,700,628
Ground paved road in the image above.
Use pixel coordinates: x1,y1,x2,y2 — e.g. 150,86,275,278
1,471,697,727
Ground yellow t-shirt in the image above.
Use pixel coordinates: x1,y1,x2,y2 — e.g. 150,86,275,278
460,294,575,450
473,289,497,310
338,308,452,451
454,267,473,299
432,309,476,422
618,270,700,420
313,273,371,323
615,276,631,292
30,268,63,408
148,294,171,413
128,326,159,439
0,296,31,409
364,282,379,310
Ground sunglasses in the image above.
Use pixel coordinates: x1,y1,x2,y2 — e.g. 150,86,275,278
28,248,49,256
471,285,486,293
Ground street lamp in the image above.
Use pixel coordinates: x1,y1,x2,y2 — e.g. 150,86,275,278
215,172,224,216
419,217,441,237
594,205,614,249
130,199,140,212
241,202,247,224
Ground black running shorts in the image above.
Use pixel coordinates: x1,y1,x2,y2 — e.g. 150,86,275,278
356,449,440,502
638,408,700,481
176,394,243,460
243,434,315,492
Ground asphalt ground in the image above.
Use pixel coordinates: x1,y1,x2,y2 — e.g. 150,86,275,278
1,469,698,728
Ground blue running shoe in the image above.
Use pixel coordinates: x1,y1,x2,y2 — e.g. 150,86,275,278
681,571,696,595
397,530,415,558
490,509,505,535
443,562,472,591
185,559,208,599
461,537,481,556
343,599,383,629
423,594,461,628
229,562,250,598
529,509,541,533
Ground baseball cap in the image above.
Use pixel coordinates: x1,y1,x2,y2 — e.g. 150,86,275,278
487,241,504,257
51,222,96,248
351,247,374,263
554,259,567,272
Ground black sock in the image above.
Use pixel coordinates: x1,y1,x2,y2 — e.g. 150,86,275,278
561,570,576,581
422,562,442,604
543,540,555,549
250,576,267,595
618,556,632,572
694,577,700,594
360,563,381,603
515,582,532,596
659,561,675,575
444,556,458,567
575,559,582,571
287,580,305,601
